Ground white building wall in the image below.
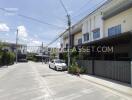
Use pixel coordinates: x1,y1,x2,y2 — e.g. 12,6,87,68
104,8,132,37
62,0,131,47
82,11,104,43
82,22,88,42
74,32,82,46
63,38,68,48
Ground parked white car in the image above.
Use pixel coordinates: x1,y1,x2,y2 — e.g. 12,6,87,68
49,59,67,71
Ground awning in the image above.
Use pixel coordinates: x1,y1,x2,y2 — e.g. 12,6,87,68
81,31,132,46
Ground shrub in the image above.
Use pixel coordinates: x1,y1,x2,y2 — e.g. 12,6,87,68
27,53,38,62
68,63,80,75
68,62,87,75
0,52,3,66
1,51,15,65
8,52,15,65
80,67,87,74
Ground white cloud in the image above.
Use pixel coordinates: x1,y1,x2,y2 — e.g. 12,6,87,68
32,40,41,45
17,25,28,37
0,23,10,32
28,39,42,46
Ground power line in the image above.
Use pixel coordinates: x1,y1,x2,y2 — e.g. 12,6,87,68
47,0,107,46
71,0,92,15
47,29,67,46
18,14,65,29
0,8,66,29
72,0,105,19
59,0,69,15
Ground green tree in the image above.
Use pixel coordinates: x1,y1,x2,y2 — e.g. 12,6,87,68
71,47,78,65
50,51,56,60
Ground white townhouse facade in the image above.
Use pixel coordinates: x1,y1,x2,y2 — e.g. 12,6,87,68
61,0,132,48
60,0,132,85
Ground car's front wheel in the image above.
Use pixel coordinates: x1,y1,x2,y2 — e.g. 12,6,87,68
55,66,57,71
49,65,50,68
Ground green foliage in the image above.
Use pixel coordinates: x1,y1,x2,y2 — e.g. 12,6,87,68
60,52,68,65
68,63,81,74
0,43,15,66
1,51,15,66
68,63,87,74
27,53,37,62
79,67,87,74
0,51,3,66
6,52,15,65
51,52,56,59
71,47,79,65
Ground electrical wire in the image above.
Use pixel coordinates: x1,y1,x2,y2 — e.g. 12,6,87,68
71,0,92,15
18,14,65,29
59,0,69,15
0,8,66,29
46,0,70,47
46,0,108,47
47,29,68,46
72,0,106,19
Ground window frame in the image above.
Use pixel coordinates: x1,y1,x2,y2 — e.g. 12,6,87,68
108,25,121,36
78,38,82,45
93,28,100,39
83,33,89,42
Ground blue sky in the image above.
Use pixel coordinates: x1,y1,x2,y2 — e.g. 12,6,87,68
0,0,107,47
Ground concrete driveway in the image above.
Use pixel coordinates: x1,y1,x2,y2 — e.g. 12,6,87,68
0,62,130,100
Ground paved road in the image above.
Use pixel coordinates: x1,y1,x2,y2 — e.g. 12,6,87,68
0,62,130,100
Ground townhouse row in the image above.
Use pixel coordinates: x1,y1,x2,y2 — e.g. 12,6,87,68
60,0,132,85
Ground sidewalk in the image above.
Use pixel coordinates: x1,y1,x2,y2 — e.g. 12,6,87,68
80,74,132,96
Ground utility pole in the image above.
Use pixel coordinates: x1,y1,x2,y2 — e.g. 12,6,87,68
42,42,44,64
60,0,71,67
16,29,18,64
67,15,71,67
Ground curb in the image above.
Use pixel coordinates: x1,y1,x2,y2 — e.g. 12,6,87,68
79,75,132,97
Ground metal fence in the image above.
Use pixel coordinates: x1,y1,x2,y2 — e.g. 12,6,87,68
77,60,131,84
77,60,93,74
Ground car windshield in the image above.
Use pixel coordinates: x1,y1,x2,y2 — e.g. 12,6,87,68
55,60,65,63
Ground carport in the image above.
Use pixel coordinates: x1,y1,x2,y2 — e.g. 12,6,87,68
77,32,132,84
35,55,50,62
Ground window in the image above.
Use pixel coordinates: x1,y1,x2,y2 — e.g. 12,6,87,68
108,25,121,36
83,33,89,42
93,28,100,39
78,38,82,45
66,43,68,49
